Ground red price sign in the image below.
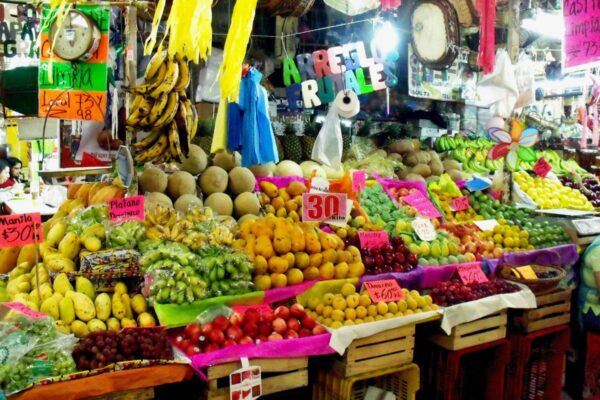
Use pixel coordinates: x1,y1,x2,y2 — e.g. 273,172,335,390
302,193,347,223
358,231,389,249
352,170,366,192
533,158,552,178
457,262,489,284
452,196,470,211
109,195,145,223
362,280,404,303
401,191,441,219
3,302,47,319
0,213,43,247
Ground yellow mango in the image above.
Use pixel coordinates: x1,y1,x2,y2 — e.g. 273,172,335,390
0,246,21,274
94,293,111,321
268,256,289,274
255,235,274,259
260,181,279,198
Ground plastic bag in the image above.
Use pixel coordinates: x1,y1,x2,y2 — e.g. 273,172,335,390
194,304,231,325
476,49,519,118
196,48,223,103
41,185,67,209
514,52,535,109
311,105,343,169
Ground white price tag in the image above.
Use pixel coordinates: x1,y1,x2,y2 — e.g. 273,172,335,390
412,218,436,241
473,219,499,232
310,177,330,193
229,358,261,400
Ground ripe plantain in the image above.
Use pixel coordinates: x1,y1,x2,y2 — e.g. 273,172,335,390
153,92,179,128
173,57,190,92
132,129,162,150
128,63,167,96
149,58,179,99
168,122,184,162
144,50,167,81
174,100,190,156
144,92,169,125
134,133,168,164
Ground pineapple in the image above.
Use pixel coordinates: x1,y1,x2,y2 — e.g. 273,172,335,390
282,122,303,163
302,120,318,160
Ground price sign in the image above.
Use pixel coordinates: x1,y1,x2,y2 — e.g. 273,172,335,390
465,177,492,191
362,280,404,303
401,191,441,219
473,219,499,232
302,193,347,224
230,357,261,400
310,177,330,193
533,158,552,178
4,302,47,319
0,213,43,247
352,170,366,192
109,195,145,223
452,196,470,211
457,262,489,284
358,231,389,249
513,266,538,280
412,218,436,241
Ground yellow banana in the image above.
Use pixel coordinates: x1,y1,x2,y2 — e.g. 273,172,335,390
173,58,190,92
149,59,179,99
145,92,169,125
144,50,167,81
153,92,179,128
127,64,167,95
168,122,184,162
132,129,162,150
188,99,198,139
134,134,168,164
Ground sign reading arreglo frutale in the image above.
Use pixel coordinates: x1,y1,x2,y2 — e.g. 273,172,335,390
283,40,398,110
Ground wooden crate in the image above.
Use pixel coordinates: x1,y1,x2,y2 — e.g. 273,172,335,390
511,288,572,333
202,358,308,400
430,311,507,351
332,325,415,378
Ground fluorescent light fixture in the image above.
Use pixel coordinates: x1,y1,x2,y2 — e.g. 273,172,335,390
521,11,564,40
373,21,399,57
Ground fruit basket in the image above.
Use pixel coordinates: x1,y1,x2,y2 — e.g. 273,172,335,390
496,265,565,295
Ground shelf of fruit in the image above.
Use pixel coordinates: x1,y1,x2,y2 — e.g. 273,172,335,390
514,171,594,210
560,175,600,208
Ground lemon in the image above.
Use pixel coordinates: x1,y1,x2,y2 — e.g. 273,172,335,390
341,283,356,297
331,309,345,322
376,302,388,315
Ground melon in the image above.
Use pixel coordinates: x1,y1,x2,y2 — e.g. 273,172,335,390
200,166,228,195
181,144,208,175
204,193,233,216
234,192,260,218
174,194,203,214
139,166,168,193
229,167,256,195
275,160,303,177
300,161,326,179
167,171,196,199
145,192,173,208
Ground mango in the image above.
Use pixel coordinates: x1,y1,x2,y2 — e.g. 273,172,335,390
111,293,126,320
16,244,38,269
53,273,74,295
259,181,278,198
55,320,71,334
94,293,111,321
0,246,22,274
87,319,107,332
121,294,134,319
137,312,156,327
82,236,102,252
46,222,67,247
75,276,96,300
59,296,75,324
120,318,137,328
131,294,148,315
40,297,59,320
58,232,81,260
107,317,121,331
114,281,128,295
67,291,96,322
45,256,76,273
70,320,89,338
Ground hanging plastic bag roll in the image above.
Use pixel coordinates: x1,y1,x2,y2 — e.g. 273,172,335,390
311,90,359,168
335,90,360,118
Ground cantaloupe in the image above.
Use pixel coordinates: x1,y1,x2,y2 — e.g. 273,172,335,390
139,166,168,193
145,192,173,208
200,166,228,195
234,192,260,218
167,171,196,199
275,160,303,177
204,193,233,216
212,150,239,172
174,194,203,213
181,145,208,175
229,167,256,195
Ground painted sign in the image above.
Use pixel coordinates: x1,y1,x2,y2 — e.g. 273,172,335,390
363,279,404,303
563,0,600,71
0,213,43,247
38,5,109,122
282,40,398,110
0,3,39,65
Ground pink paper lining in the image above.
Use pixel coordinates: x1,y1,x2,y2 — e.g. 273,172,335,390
190,334,334,380
254,176,306,191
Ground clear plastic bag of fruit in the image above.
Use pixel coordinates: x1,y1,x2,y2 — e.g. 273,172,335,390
107,220,146,250
67,204,109,235
194,304,232,325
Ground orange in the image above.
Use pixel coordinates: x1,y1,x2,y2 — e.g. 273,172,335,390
270,273,287,288
286,268,304,285
254,275,271,290
303,267,321,281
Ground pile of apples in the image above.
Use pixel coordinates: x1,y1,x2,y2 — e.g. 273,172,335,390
175,305,326,356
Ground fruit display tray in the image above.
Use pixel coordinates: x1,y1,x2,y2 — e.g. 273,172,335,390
331,325,416,377
510,288,572,333
430,310,507,351
201,357,308,400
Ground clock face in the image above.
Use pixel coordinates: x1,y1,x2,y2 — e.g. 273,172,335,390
50,10,94,61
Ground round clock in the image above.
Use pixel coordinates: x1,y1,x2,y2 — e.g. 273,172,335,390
49,10,101,61
410,0,460,70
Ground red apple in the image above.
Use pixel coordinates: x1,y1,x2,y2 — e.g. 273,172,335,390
179,339,192,350
268,333,283,341
244,308,261,323
208,329,225,344
184,324,202,343
238,336,254,345
223,339,237,348
285,330,299,339
312,325,327,335
229,312,244,326
261,310,275,323
272,318,287,334
185,344,201,355
290,304,305,319
200,322,213,335
274,306,290,320
301,315,316,330
226,326,244,341
242,321,258,337
299,328,312,338
258,321,272,337
174,335,185,345
213,315,230,331
255,335,268,344
287,318,300,332
204,343,220,353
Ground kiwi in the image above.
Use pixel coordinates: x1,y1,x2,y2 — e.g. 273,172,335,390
405,173,426,182
448,169,464,181
443,159,462,171
429,159,444,176
411,163,432,178
415,151,431,164
403,153,419,167
388,139,415,155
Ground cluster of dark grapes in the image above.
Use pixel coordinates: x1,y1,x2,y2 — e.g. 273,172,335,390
429,279,520,306
72,329,173,370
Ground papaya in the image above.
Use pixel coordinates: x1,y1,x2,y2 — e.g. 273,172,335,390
0,246,22,274
89,185,126,205
67,183,82,199
16,244,38,269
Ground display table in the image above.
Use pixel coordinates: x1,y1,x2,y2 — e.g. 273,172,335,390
4,196,58,217
11,364,194,400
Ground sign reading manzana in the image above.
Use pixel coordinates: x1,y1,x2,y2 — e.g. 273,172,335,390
283,40,398,110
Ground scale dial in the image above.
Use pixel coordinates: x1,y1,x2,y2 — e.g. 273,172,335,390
49,10,100,61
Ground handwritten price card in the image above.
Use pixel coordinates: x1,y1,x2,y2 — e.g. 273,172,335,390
310,177,330,193
352,170,366,192
533,158,552,178
302,193,347,225
473,219,499,232
412,218,436,241
363,280,404,303
358,231,389,249
0,213,43,247
452,196,470,211
109,195,145,223
4,302,47,319
457,262,489,284
401,191,441,219
513,265,538,280
563,0,600,71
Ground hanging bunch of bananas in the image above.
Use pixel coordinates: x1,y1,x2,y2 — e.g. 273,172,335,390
126,51,199,165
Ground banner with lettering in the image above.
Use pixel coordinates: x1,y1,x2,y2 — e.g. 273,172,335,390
38,5,109,121
0,3,39,68
563,0,600,71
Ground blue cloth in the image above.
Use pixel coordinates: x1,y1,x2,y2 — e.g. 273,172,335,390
227,68,279,167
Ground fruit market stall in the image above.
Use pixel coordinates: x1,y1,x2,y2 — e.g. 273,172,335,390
3,0,600,397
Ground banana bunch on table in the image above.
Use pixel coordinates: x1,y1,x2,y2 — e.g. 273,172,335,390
126,50,199,165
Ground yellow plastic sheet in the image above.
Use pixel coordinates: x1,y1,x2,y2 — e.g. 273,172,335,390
211,98,228,153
